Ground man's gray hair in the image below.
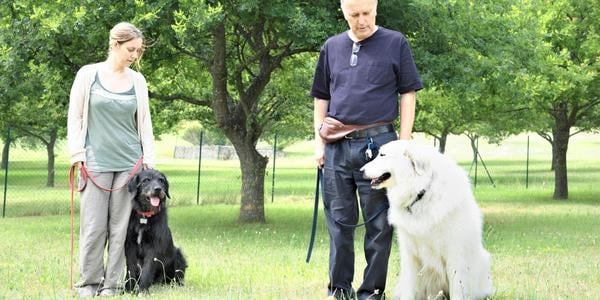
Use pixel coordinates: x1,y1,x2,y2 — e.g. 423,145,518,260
340,0,378,5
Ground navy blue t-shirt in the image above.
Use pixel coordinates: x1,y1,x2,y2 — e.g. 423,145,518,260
310,27,423,125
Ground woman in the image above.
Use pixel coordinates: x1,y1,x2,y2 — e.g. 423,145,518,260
67,22,156,297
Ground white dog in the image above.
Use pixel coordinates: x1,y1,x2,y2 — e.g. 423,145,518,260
361,141,494,300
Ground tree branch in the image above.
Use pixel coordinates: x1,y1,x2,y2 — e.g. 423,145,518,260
536,131,553,144
13,125,49,146
171,41,210,64
149,91,211,106
574,98,600,121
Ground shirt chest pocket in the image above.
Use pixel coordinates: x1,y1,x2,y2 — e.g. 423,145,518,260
367,62,395,85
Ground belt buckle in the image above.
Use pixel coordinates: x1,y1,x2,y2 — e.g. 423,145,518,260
344,129,362,140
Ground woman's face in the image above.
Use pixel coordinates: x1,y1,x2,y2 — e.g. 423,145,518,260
111,38,143,67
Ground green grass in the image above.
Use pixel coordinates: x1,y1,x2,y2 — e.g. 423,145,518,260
0,133,599,298
1,198,600,299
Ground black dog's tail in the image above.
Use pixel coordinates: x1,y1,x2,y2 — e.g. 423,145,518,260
174,248,188,284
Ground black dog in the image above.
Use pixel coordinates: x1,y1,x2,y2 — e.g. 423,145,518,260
124,169,187,293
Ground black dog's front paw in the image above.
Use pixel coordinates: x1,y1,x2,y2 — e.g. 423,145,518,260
136,288,151,296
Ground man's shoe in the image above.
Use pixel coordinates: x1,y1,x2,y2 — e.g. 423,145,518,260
328,288,356,300
357,289,385,300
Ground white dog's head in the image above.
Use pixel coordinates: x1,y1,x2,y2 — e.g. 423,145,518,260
360,140,433,194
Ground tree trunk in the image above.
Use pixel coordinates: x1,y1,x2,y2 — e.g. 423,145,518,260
438,132,448,154
210,19,269,223
235,143,268,223
45,129,57,187
550,140,556,171
468,135,479,165
1,139,8,170
552,105,570,200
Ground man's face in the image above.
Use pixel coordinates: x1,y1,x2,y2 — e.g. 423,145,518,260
342,0,377,41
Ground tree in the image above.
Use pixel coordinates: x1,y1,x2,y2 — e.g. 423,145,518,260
2,1,337,212
1,5,63,183
513,0,600,199
0,2,188,186
144,1,342,222
381,1,535,153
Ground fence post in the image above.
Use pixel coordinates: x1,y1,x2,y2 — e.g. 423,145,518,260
196,131,204,205
476,144,496,187
2,127,10,218
473,138,479,188
271,134,278,203
526,135,530,189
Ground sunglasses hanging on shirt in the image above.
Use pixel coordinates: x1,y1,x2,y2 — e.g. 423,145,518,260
350,42,361,67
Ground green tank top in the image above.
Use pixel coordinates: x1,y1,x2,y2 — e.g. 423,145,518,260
85,72,142,172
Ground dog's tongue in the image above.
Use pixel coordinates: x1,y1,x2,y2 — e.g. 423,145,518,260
370,172,391,187
150,196,160,207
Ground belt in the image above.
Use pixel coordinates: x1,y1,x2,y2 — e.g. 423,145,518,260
344,124,394,139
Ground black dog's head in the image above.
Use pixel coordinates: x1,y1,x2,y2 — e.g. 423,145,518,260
128,169,170,212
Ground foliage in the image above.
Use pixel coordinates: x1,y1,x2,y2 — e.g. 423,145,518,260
138,0,345,222
381,1,540,148
507,0,599,198
512,0,599,133
180,121,229,146
1,0,597,203
259,53,317,148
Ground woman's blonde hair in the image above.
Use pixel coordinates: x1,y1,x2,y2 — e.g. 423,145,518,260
108,22,145,68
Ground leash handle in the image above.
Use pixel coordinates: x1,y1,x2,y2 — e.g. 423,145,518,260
306,167,321,263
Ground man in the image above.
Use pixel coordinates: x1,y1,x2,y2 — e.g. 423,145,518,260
310,0,423,299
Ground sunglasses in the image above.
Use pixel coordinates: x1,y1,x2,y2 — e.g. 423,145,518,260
350,42,361,67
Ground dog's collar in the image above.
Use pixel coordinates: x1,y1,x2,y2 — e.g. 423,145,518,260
136,207,160,220
405,189,426,214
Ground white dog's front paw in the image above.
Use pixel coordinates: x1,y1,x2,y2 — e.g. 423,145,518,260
394,285,414,300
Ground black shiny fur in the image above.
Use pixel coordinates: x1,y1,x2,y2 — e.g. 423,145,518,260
124,169,187,293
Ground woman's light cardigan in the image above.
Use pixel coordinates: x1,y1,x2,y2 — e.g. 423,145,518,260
67,63,156,168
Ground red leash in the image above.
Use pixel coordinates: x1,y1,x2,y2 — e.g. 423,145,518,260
67,157,143,291
78,158,144,192
69,166,77,291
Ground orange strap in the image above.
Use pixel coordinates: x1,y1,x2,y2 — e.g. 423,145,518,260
79,157,144,192
69,166,76,291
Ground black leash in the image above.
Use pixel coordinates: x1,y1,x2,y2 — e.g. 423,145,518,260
306,168,321,263
305,167,389,263
325,203,389,228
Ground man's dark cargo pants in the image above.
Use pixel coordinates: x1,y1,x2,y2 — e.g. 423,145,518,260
322,130,396,298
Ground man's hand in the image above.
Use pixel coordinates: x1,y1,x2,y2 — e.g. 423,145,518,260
315,144,325,168
314,98,329,168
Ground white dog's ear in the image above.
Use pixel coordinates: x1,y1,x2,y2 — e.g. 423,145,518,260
404,148,427,176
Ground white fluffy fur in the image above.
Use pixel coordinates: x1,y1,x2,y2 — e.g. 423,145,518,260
361,141,494,300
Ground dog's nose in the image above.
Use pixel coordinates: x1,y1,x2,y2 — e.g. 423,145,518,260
153,187,162,193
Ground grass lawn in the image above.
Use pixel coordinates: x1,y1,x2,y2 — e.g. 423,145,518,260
0,133,599,298
1,197,600,299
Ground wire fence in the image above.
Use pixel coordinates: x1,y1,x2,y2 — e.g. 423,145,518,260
0,131,306,218
1,130,598,218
